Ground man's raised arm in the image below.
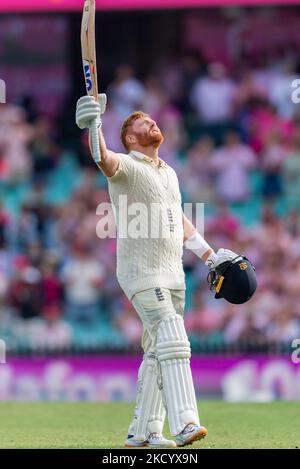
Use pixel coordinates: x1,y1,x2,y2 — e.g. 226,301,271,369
76,94,120,177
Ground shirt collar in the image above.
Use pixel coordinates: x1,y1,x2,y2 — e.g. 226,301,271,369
130,150,167,168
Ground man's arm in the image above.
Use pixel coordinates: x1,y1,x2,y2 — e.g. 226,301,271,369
76,94,120,178
88,126,120,177
182,216,256,304
183,213,214,263
183,212,240,270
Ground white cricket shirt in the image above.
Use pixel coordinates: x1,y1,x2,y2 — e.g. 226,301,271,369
107,150,185,300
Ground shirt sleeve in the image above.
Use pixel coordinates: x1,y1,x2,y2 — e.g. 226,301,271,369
107,153,136,183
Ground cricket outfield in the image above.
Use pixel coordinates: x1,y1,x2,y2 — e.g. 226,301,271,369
0,401,299,449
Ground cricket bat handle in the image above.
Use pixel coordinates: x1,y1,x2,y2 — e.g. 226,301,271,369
90,118,101,163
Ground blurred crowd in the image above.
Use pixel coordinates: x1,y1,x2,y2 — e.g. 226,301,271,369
1,43,300,353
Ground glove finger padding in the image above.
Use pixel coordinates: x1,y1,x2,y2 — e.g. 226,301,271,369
76,95,97,107
76,109,99,122
76,102,101,113
98,93,107,114
216,248,239,265
76,105,100,117
76,95,101,130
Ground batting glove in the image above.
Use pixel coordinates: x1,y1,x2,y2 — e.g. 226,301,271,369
76,93,107,130
205,248,239,270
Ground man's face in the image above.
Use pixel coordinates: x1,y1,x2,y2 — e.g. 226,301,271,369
128,116,164,148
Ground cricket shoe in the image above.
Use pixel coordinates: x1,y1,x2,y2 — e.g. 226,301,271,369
125,435,147,447
125,433,176,448
147,433,176,448
175,424,208,447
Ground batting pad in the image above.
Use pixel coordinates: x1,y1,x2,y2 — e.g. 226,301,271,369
156,314,200,435
128,352,166,441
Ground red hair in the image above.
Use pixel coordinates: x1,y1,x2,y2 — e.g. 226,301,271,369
121,111,150,151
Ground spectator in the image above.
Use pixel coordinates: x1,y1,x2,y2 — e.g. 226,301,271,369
114,297,143,347
181,136,214,202
185,290,221,336
261,133,287,200
29,116,59,183
247,102,294,154
11,202,39,253
61,240,104,324
41,256,63,310
266,302,300,344
0,105,33,182
283,132,300,209
191,62,236,124
268,62,298,119
107,64,145,120
0,202,10,247
10,264,42,320
206,202,241,247
177,50,206,113
28,304,72,350
233,69,267,113
210,131,256,203
238,313,266,348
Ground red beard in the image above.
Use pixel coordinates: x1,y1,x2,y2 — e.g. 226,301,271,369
135,129,164,148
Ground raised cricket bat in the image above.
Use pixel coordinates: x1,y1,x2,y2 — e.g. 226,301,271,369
81,0,101,162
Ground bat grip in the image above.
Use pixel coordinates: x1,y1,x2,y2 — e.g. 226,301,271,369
90,118,101,163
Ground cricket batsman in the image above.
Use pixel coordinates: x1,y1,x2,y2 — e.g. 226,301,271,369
75,94,257,448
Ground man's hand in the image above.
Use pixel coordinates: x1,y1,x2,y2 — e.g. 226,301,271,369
205,248,239,270
76,93,119,176
76,94,107,130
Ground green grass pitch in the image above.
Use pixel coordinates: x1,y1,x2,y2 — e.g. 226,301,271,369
0,401,299,449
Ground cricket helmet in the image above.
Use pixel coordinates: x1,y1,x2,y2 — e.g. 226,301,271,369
207,255,257,304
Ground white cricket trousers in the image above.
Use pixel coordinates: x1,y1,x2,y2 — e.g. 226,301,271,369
127,287,200,440
132,287,186,353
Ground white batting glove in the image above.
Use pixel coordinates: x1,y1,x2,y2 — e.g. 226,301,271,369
76,93,107,130
98,93,107,114
205,248,239,270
